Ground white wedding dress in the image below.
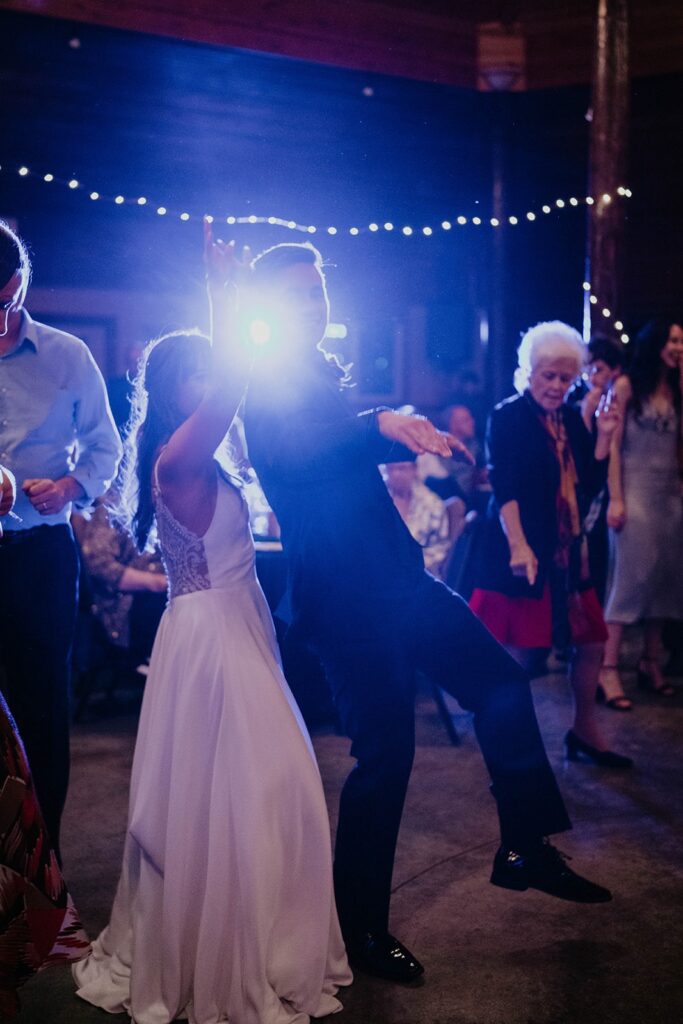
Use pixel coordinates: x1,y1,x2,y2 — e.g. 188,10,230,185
73,466,351,1024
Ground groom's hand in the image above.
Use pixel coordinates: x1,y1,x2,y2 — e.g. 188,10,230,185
377,411,463,458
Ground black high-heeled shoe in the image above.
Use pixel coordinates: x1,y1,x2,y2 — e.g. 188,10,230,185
564,730,633,769
636,659,676,698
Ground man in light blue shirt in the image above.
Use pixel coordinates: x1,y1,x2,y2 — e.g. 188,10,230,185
0,220,121,857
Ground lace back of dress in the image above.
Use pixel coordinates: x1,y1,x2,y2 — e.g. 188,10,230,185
152,463,211,599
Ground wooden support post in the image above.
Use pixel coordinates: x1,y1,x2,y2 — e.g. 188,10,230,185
587,0,630,333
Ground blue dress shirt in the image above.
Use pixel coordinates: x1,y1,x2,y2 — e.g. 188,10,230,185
0,310,122,530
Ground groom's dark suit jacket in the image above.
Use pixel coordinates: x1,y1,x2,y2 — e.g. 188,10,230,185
244,353,423,644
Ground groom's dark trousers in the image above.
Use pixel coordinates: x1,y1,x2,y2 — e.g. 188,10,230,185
245,356,570,942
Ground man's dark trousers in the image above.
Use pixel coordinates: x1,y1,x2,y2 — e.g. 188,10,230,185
317,572,571,943
0,524,78,857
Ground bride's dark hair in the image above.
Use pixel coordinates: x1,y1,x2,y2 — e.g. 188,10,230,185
118,329,211,551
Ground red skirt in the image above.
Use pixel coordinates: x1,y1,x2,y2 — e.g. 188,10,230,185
470,583,607,649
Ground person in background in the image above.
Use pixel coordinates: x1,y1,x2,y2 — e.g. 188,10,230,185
469,321,631,769
72,488,167,660
0,461,16,532
573,335,627,430
383,460,456,578
600,316,683,707
0,220,121,858
567,335,627,607
418,403,488,510
0,463,89,1018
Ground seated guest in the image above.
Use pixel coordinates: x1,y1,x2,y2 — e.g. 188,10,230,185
383,460,458,578
418,403,489,511
0,462,17,532
72,489,167,660
469,321,632,769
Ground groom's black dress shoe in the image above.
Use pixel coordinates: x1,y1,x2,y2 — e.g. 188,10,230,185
347,932,424,983
490,838,612,903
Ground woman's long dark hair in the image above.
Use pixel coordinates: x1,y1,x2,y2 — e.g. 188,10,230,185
119,330,212,551
250,242,352,384
628,317,683,416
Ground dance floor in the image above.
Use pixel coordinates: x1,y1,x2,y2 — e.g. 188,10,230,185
14,664,683,1024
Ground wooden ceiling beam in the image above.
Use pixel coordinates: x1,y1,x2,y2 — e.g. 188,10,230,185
0,1,477,87
2,0,682,87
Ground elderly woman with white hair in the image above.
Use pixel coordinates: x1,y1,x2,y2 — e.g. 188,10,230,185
469,321,632,768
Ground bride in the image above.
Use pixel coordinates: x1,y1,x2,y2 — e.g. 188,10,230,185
73,224,351,1024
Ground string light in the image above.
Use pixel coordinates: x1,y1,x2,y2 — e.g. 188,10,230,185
583,283,629,344
5,163,632,237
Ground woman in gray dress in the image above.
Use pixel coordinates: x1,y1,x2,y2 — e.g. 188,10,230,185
600,317,683,707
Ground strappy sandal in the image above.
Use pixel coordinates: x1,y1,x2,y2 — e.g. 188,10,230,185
636,658,676,698
596,666,633,711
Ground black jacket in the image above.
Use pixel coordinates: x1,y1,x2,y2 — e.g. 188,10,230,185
472,391,608,599
244,354,424,641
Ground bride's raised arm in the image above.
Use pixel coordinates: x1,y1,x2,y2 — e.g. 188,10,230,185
158,220,251,483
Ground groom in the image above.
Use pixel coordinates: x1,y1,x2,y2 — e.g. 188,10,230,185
243,242,611,983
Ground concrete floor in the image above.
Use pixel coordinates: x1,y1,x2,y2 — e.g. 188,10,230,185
12,666,683,1024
